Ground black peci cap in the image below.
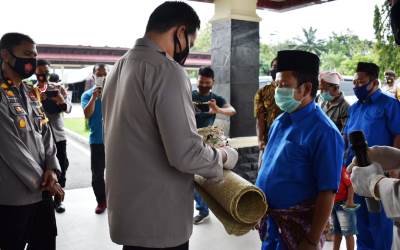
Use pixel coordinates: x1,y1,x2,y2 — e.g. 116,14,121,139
276,50,320,75
356,62,379,78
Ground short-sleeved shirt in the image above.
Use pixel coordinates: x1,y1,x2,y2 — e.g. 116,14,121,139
81,87,103,144
256,101,344,209
192,90,226,128
344,89,400,166
253,84,282,131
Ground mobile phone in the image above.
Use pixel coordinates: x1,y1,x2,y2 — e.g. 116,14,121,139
194,102,210,112
45,90,59,98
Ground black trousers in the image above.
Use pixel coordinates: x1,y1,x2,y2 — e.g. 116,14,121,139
123,242,189,250
56,140,69,188
90,143,106,204
0,192,57,250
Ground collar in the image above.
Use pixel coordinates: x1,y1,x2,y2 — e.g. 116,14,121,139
289,101,316,123
327,92,345,107
135,37,168,57
369,89,382,103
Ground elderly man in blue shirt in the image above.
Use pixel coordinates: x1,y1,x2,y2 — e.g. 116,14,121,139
256,50,344,250
343,62,400,250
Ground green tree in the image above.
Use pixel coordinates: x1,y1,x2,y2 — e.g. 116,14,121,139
259,40,295,75
373,3,400,77
192,22,211,52
293,27,326,56
320,31,376,74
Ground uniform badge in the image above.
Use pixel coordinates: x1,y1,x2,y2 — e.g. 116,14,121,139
0,83,8,90
18,118,27,128
6,90,14,97
14,106,25,114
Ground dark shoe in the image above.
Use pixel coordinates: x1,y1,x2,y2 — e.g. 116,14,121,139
54,201,66,213
193,214,209,225
95,201,107,214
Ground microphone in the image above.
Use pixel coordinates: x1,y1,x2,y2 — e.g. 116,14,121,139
349,131,381,213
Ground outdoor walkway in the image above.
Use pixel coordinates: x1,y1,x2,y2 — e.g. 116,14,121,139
60,103,342,250
57,188,261,250
56,186,343,250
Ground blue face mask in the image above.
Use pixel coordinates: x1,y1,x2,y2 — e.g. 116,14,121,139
274,87,302,113
353,81,372,102
320,91,334,102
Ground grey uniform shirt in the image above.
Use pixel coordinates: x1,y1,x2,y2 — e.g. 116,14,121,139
378,178,400,250
44,83,72,142
0,77,60,206
102,37,223,248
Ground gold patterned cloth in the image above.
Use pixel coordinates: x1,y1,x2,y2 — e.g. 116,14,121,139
254,84,282,128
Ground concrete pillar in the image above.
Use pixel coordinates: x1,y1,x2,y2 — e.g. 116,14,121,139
211,0,260,137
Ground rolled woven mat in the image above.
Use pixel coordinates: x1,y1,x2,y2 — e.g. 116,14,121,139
194,170,268,236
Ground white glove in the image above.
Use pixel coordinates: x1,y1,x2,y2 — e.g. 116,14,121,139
350,162,386,199
348,146,400,173
218,146,238,170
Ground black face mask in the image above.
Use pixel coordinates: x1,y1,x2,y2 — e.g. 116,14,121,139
173,30,190,66
198,86,212,95
270,69,277,81
391,1,400,45
8,51,36,79
36,73,49,83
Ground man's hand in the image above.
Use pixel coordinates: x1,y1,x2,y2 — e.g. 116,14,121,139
41,170,65,201
348,146,400,173
208,99,220,114
218,146,238,170
350,162,385,198
92,87,102,99
51,90,65,105
41,169,58,188
345,199,356,208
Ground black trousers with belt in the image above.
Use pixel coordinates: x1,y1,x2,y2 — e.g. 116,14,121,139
90,143,106,204
123,242,189,250
0,192,57,250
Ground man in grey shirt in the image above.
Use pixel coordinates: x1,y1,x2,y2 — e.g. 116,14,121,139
102,2,237,250
36,61,72,213
0,33,63,250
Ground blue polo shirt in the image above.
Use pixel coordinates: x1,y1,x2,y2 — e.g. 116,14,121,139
81,87,103,145
256,101,344,249
344,89,400,165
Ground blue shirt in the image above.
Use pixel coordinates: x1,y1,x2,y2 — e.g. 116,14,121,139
256,101,344,249
344,89,400,166
192,90,226,128
81,87,103,144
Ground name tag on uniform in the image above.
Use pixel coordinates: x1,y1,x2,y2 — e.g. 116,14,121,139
14,105,27,115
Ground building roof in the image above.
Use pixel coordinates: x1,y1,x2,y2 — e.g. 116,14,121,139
190,0,335,12
37,44,211,67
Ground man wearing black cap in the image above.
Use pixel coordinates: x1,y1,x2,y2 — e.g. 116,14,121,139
343,62,400,250
256,50,344,250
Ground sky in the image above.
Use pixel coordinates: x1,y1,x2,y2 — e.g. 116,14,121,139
0,0,385,48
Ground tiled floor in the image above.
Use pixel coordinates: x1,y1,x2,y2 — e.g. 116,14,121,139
55,188,344,250
56,188,261,250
